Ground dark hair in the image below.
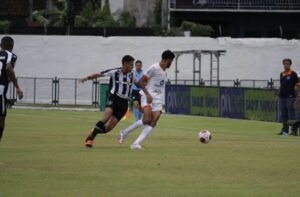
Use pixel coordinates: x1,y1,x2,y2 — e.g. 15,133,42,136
283,58,292,65
122,55,134,64
1,36,14,51
135,60,142,65
162,50,175,60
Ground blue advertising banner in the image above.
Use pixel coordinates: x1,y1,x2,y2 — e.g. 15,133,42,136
165,85,280,122
165,85,191,114
220,87,245,119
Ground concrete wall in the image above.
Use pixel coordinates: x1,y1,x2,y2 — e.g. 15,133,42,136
9,35,300,81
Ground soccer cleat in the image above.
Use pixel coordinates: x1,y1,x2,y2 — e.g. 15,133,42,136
118,130,125,144
130,144,144,150
85,131,94,148
85,140,93,148
278,131,288,135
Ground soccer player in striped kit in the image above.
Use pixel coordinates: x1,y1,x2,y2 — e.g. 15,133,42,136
80,55,134,148
0,36,23,141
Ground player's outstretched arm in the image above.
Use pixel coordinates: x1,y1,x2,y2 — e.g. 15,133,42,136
79,72,103,83
6,63,23,99
137,75,152,104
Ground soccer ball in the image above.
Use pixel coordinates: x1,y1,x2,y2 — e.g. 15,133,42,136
198,130,212,144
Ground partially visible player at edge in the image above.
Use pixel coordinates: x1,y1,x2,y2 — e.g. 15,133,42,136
0,36,23,141
118,50,175,149
80,55,134,148
131,60,144,121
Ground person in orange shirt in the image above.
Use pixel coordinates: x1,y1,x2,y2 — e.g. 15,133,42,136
278,59,299,136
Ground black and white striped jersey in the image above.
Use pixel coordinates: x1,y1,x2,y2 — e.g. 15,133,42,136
0,50,17,96
5,52,17,96
101,68,134,100
11,53,17,68
0,50,13,89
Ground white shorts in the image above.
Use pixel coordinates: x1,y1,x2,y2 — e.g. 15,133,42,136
141,95,163,112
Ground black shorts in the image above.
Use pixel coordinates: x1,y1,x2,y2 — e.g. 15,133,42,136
106,94,128,121
131,90,141,104
0,94,7,117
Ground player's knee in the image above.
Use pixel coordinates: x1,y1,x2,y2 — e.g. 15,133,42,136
142,118,151,126
105,123,117,133
95,121,107,134
150,121,157,128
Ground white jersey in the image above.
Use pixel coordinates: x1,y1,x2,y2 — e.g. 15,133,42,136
140,63,167,104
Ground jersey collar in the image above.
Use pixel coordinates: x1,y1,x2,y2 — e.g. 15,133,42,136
282,69,293,77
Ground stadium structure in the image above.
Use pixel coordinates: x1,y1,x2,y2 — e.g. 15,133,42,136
169,0,300,38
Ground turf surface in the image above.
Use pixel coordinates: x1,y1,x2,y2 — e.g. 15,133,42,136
0,109,299,197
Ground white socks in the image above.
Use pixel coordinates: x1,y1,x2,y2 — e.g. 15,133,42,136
122,120,143,136
132,125,153,145
122,120,154,146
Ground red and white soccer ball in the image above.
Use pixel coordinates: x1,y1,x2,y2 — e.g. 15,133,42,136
198,130,212,144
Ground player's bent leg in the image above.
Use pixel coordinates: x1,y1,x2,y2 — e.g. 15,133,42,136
0,94,7,142
142,105,153,125
85,120,106,148
104,116,119,132
150,111,162,128
93,107,113,135
131,125,153,149
119,119,143,144
131,108,157,149
130,96,155,149
0,116,5,142
85,107,113,148
101,107,114,123
130,104,163,149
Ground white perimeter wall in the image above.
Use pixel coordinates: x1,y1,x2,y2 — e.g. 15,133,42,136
8,35,300,81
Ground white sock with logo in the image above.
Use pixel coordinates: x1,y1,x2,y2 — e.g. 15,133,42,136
132,125,153,145
122,120,143,136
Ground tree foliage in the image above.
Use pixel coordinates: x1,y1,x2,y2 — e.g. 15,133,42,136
0,20,10,34
75,0,119,27
154,0,162,26
180,21,214,37
74,1,102,27
118,11,136,28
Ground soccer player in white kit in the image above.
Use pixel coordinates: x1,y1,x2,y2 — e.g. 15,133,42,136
118,50,175,149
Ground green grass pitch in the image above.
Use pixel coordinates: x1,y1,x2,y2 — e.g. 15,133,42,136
0,109,300,197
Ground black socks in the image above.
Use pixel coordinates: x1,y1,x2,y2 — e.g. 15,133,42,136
92,121,106,138
0,127,4,141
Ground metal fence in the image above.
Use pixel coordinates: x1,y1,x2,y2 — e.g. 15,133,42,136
7,77,279,107
7,77,109,107
169,78,280,88
171,0,300,10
